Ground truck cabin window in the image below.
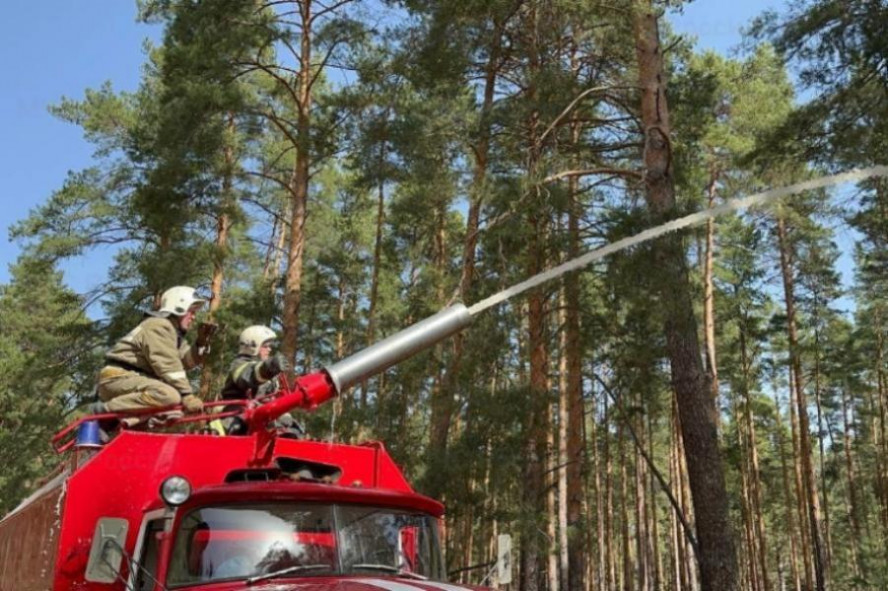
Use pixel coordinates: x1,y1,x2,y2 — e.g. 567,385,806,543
166,503,444,586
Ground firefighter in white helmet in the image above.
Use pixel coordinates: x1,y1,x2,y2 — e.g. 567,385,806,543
212,325,299,436
92,286,217,424
221,325,289,401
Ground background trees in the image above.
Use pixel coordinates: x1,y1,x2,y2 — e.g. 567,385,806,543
4,0,888,589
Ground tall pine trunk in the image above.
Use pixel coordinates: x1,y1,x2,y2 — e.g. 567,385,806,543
740,325,771,591
281,0,314,369
199,114,235,399
565,86,587,591
840,382,864,578
425,22,500,500
632,6,736,589
363,133,387,408
703,171,720,415
557,292,569,591
775,213,829,591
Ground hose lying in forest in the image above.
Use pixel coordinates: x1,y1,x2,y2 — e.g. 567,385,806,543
468,165,888,316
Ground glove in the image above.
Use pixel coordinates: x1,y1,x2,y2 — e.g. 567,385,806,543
196,321,219,348
263,353,289,378
181,394,204,413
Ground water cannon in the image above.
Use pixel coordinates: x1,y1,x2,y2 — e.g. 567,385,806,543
247,304,473,431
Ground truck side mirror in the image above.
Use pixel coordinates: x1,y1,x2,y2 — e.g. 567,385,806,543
496,534,512,585
85,518,129,583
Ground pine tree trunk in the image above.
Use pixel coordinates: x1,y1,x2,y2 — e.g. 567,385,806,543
557,294,570,590
740,327,771,591
634,401,649,591
840,382,864,578
670,413,689,591
425,24,499,500
703,171,719,416
199,115,235,399
604,394,615,591
264,202,288,286
775,214,829,591
874,308,888,562
565,130,587,591
263,214,278,281
674,396,700,591
632,7,736,589
548,407,560,591
649,399,662,591
732,382,759,591
787,368,814,589
619,420,631,591
519,7,549,588
281,0,314,369
812,330,833,567
363,139,387,408
772,381,802,591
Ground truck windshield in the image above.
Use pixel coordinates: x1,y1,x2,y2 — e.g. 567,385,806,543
166,503,444,586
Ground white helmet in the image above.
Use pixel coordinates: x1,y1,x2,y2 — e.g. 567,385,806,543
157,286,206,317
239,325,277,356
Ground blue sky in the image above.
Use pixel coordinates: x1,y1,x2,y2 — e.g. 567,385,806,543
0,0,782,295
0,2,160,291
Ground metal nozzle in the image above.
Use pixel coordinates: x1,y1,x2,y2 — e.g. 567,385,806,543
324,304,472,394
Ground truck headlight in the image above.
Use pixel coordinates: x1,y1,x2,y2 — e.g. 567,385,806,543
160,476,192,506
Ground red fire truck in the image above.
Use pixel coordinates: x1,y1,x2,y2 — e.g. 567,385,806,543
0,305,511,591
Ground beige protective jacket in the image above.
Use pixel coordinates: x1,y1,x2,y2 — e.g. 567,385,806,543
105,315,204,395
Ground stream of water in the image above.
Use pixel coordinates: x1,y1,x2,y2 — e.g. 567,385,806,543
468,166,888,316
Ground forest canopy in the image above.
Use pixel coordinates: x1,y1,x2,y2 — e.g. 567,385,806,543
2,1,888,590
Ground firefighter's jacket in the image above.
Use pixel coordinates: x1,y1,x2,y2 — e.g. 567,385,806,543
104,315,203,395
221,354,278,400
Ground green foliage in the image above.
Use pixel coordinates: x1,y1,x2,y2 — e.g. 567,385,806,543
6,1,888,588
0,257,97,514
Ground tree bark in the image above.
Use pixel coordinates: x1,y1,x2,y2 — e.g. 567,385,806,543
199,113,235,399
557,292,570,590
363,132,387,408
565,106,587,591
703,171,720,416
425,19,500,500
840,382,864,578
632,6,736,589
280,0,314,370
775,213,829,591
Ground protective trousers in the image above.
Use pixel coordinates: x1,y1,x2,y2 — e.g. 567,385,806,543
97,366,182,412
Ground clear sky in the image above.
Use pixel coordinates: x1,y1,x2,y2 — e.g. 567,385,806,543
0,1,782,295
0,2,160,291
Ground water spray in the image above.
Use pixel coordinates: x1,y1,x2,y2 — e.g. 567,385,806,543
266,165,888,413
469,165,888,315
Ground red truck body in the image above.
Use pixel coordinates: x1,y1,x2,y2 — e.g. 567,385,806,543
0,423,466,590
0,306,489,591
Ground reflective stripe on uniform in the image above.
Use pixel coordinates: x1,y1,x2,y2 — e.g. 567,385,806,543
233,360,267,384
208,419,227,436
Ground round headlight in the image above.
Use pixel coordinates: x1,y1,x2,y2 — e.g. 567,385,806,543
160,476,192,506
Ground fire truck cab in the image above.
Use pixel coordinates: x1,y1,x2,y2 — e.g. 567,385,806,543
1,427,464,591
1,305,506,590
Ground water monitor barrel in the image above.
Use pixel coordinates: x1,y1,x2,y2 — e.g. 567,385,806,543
324,304,473,394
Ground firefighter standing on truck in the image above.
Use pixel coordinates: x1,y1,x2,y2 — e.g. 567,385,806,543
93,286,216,424
221,325,288,400
215,325,292,435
